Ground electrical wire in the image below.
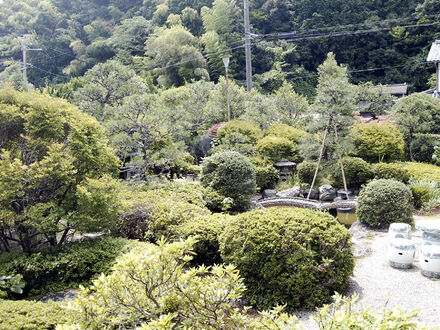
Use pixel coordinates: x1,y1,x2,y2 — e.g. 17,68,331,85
27,63,68,79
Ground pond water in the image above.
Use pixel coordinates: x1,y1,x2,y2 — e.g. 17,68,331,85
337,208,357,227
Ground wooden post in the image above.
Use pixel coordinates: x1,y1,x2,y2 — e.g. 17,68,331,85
333,122,348,191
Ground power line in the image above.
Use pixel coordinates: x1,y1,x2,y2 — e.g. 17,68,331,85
27,63,68,79
43,46,87,63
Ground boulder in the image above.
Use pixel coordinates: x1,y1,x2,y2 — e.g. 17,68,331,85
276,186,301,198
303,188,319,200
319,184,337,201
263,189,278,198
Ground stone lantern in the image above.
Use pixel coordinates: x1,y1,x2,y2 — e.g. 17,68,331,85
274,159,296,181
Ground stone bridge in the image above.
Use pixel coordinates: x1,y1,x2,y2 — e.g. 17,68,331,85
257,197,357,210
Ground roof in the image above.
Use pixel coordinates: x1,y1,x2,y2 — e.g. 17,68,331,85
427,40,440,63
385,83,408,95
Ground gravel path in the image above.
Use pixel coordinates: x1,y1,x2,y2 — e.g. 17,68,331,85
295,222,440,328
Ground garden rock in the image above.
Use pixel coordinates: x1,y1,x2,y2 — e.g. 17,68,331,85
319,184,337,201
276,186,301,198
303,188,319,200
263,189,278,198
39,289,78,303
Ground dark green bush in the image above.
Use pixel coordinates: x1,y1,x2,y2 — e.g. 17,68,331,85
201,151,256,211
357,179,414,228
256,136,295,163
297,160,320,184
174,214,231,266
255,164,279,190
373,163,410,183
351,123,405,163
0,300,70,329
0,237,133,297
219,207,354,309
332,157,373,189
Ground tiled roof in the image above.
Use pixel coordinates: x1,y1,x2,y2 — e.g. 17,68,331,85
386,83,408,95
427,40,440,62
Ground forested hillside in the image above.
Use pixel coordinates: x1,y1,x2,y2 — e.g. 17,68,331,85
0,0,439,94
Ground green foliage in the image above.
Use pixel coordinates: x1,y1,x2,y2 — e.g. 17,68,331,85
0,237,133,297
314,293,422,330
297,160,320,184
0,274,25,298
0,300,70,329
264,123,308,144
201,151,256,211
391,93,440,160
333,157,373,189
214,120,263,155
219,207,354,309
255,163,280,191
373,163,410,183
354,82,393,117
174,214,230,266
409,178,440,212
64,238,248,329
0,87,120,253
402,162,440,183
357,179,414,228
351,123,405,163
256,136,295,163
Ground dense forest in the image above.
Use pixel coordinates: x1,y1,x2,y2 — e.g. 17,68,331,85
0,0,439,95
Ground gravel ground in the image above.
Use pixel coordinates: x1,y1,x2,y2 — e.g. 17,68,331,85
294,221,440,329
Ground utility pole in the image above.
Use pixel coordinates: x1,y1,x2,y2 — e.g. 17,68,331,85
21,34,42,85
222,56,231,121
243,0,252,91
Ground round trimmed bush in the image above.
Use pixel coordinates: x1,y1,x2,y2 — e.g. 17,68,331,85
297,160,320,184
357,179,414,228
373,163,410,183
216,120,262,145
332,157,373,189
219,207,354,309
201,151,256,211
256,135,295,163
351,123,405,163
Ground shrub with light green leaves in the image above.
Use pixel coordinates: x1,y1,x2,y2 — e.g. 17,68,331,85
0,237,133,297
373,162,410,183
351,123,405,163
219,207,354,309
357,179,414,228
256,135,295,163
201,151,256,211
264,124,307,143
214,120,262,155
402,162,440,183
332,157,373,189
0,300,70,329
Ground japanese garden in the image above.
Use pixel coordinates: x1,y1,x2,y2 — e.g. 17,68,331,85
1,0,440,328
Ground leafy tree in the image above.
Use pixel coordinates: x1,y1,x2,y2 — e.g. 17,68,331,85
73,60,148,121
391,93,440,160
354,82,393,118
144,25,209,88
0,87,120,253
273,82,310,126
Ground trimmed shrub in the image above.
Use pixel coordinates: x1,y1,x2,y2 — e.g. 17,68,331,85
219,207,354,309
255,164,280,190
332,157,373,189
402,162,440,183
357,179,414,228
0,300,70,329
373,163,410,183
118,199,209,242
214,120,262,155
0,237,133,297
297,160,320,184
351,123,405,163
256,136,295,163
201,151,256,211
264,124,308,144
174,214,230,266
